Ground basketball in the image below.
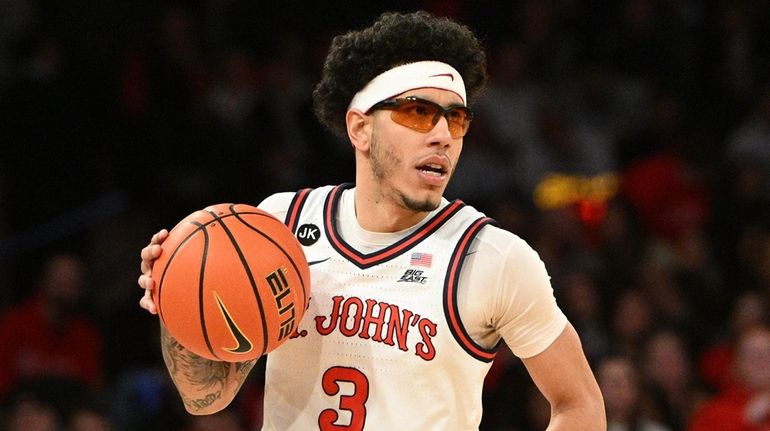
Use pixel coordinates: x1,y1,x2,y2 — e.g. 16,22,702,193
151,203,310,362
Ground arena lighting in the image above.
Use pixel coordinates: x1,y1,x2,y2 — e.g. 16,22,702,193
533,172,620,219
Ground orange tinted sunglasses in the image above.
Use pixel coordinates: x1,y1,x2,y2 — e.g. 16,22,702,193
368,96,473,138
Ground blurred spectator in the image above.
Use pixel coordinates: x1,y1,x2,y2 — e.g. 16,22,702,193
3,390,62,431
480,189,536,240
595,199,646,289
641,329,706,430
445,111,511,204
699,291,770,393
712,81,770,295
711,3,756,111
67,404,112,431
721,82,770,265
205,48,261,142
558,269,611,363
0,33,107,230
735,225,770,295
529,206,586,272
0,252,103,399
1,377,97,431
688,324,770,431
84,211,164,384
471,38,542,198
636,259,693,331
725,81,770,202
558,59,651,148
610,289,655,358
109,368,188,431
606,0,663,81
115,4,216,212
514,93,618,200
620,89,711,244
598,355,670,431
534,95,616,178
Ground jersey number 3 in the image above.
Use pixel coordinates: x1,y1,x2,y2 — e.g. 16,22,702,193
319,366,369,431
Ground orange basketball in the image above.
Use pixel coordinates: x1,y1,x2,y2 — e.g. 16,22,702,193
151,203,310,361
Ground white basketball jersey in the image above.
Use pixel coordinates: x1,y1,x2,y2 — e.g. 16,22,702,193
262,184,500,431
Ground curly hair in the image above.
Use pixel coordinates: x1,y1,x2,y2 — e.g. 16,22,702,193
312,11,488,138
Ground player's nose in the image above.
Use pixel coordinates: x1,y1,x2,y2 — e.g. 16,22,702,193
428,116,454,145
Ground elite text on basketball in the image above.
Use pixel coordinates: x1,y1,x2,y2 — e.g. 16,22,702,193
265,268,297,341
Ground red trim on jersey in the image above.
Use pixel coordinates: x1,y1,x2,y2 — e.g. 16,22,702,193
284,188,313,232
323,184,465,269
444,217,499,362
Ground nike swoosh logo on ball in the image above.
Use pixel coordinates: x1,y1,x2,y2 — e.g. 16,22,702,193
214,292,253,354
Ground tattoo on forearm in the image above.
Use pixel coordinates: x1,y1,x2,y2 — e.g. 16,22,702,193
160,325,255,411
184,391,222,411
236,360,256,377
161,325,225,381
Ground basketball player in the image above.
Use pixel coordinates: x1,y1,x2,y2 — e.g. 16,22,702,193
138,11,605,430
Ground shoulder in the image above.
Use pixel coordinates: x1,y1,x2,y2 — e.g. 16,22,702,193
258,185,340,222
449,202,546,278
258,192,297,217
467,223,551,303
473,223,543,272
458,221,566,358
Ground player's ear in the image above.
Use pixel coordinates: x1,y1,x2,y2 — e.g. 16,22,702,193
346,109,371,151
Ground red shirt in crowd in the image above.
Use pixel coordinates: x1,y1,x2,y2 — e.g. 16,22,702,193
0,294,103,397
688,386,770,431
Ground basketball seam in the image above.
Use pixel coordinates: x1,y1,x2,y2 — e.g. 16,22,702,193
231,208,309,323
196,222,222,360
156,221,208,330
208,208,270,357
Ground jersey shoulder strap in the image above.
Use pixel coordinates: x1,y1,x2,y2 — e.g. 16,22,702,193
283,188,313,232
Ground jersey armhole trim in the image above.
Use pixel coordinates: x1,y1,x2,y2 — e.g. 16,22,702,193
443,217,500,363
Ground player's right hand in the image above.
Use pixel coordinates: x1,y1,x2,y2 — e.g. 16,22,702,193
138,229,169,315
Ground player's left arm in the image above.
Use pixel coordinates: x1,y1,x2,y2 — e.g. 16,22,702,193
521,323,606,430
479,229,605,430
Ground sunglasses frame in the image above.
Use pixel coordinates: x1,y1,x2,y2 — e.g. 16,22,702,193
367,96,473,138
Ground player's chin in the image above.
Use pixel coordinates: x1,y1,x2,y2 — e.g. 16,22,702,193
401,190,442,213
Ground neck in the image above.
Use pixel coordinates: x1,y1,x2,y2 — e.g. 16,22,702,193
353,182,430,233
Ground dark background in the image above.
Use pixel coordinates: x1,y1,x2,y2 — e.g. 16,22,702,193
1,1,770,430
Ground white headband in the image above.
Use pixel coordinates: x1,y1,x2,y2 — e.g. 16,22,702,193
348,61,467,112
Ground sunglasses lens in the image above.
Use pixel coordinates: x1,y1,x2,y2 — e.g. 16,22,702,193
445,108,470,138
390,101,439,133
381,98,472,138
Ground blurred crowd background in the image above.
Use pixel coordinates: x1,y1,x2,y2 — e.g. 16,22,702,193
1,1,770,430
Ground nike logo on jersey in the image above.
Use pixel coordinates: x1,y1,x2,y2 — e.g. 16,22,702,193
214,292,253,354
308,257,331,266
